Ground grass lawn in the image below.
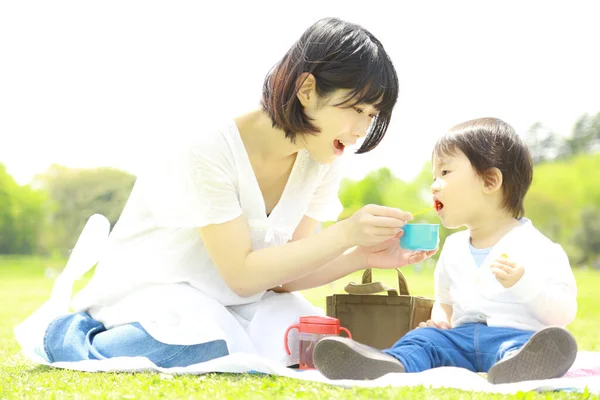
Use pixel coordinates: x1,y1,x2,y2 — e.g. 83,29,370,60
1,256,598,399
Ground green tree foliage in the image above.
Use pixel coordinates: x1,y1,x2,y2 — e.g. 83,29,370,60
526,111,600,164
33,165,136,255
525,122,561,163
338,168,396,220
0,164,47,254
573,207,600,266
525,153,600,248
561,113,600,158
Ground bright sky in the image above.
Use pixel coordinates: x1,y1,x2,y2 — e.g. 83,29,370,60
1,1,600,185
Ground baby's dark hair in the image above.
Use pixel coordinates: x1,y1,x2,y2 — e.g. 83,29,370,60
261,17,399,154
433,117,533,218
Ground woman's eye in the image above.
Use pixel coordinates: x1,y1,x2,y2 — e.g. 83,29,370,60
354,107,364,114
441,170,450,176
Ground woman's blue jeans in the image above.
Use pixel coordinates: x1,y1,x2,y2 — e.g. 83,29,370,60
44,312,229,368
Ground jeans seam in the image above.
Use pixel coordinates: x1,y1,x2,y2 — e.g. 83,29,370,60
392,340,437,373
157,340,229,367
43,316,67,363
153,345,190,366
474,324,482,371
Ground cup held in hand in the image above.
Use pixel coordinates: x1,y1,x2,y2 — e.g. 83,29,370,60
400,223,439,251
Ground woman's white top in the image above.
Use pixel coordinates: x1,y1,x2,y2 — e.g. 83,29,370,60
69,120,345,362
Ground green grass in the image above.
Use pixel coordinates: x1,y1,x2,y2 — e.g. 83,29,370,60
1,256,598,399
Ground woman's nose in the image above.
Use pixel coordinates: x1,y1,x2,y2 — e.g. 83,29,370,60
357,117,373,138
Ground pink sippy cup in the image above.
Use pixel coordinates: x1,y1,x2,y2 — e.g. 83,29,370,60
284,316,352,370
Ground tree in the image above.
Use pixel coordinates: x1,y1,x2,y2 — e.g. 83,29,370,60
0,163,48,254
560,113,600,158
33,165,136,255
573,207,600,266
525,122,562,163
0,164,18,253
339,168,396,219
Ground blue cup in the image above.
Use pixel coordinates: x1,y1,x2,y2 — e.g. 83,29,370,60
400,223,439,251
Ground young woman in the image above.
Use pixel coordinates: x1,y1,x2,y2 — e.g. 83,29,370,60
16,17,436,368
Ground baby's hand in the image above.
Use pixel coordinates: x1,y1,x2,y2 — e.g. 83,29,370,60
417,319,451,330
490,254,524,288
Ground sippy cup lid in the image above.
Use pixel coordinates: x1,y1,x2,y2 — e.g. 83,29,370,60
299,316,339,325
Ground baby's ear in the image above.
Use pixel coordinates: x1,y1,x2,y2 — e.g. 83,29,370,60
482,167,503,193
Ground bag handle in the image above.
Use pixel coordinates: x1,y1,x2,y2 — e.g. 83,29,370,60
343,268,411,296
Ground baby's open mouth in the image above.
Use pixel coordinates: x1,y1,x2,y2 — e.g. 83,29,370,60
334,139,345,152
435,200,444,212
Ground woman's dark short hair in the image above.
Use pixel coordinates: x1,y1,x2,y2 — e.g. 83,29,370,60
261,17,399,154
433,117,534,218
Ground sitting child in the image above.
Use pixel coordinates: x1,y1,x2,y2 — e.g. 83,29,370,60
313,117,578,384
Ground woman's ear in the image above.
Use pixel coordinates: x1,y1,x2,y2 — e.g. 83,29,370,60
296,73,317,108
482,167,503,194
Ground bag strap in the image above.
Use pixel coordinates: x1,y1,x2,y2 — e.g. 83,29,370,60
343,268,411,296
344,281,398,296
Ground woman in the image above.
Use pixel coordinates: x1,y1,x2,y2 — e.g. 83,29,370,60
16,17,436,368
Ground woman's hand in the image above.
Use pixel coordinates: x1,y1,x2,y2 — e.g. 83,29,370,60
343,204,412,247
418,319,451,329
357,231,438,269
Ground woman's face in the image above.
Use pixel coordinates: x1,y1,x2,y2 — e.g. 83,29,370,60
300,89,379,164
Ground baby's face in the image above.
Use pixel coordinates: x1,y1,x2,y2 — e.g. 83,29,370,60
431,150,487,229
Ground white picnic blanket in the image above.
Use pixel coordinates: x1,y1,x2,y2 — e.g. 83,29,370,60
40,351,600,395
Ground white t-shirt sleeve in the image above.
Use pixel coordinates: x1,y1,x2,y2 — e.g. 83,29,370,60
304,158,344,222
139,136,243,228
